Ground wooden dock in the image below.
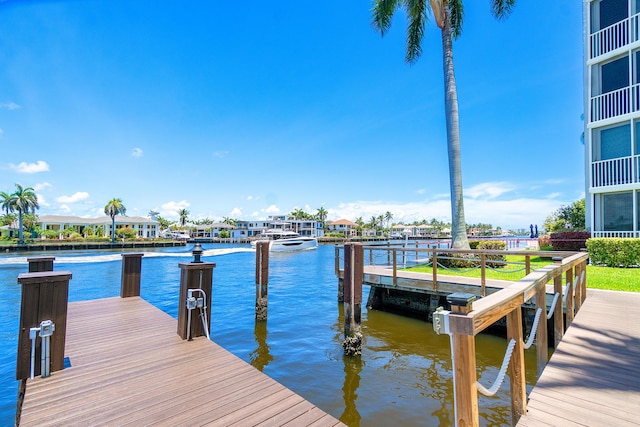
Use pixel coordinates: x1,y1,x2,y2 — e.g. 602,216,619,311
517,289,640,426
19,297,344,427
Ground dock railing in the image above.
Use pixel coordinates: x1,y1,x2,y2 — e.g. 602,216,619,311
334,244,589,426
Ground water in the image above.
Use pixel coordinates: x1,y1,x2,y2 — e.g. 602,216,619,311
0,244,537,426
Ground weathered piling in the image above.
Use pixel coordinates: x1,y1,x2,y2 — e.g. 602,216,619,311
342,242,363,356
255,241,269,321
120,253,143,298
16,270,72,380
27,256,55,273
177,245,215,340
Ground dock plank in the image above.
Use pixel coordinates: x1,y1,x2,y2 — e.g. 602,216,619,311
19,297,344,427
516,290,640,427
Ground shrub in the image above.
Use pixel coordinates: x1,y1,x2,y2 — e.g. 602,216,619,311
537,235,552,250
116,227,138,239
41,230,59,239
549,231,590,251
587,238,640,267
439,240,507,269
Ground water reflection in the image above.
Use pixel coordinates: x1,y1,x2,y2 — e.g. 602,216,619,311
249,320,273,371
340,355,363,426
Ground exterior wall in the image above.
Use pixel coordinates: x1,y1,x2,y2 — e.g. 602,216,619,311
585,0,640,238
38,215,158,238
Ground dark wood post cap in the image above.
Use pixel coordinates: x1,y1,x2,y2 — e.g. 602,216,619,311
447,292,476,314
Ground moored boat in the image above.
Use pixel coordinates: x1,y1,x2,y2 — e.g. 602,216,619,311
251,224,318,252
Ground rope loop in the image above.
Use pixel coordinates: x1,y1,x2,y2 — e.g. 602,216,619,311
547,292,560,320
477,338,517,397
524,308,543,349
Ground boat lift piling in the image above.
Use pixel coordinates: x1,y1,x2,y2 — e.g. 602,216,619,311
255,241,269,321
342,242,363,356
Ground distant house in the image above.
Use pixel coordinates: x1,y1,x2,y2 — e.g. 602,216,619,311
0,225,18,239
232,216,324,240
327,219,358,237
38,215,159,238
191,222,235,238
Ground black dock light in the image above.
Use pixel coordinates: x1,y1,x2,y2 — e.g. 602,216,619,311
192,243,204,263
446,292,477,315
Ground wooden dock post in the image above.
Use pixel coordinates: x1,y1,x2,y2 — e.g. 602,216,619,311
120,253,143,298
16,271,72,380
342,242,363,356
177,247,215,340
27,257,55,273
535,285,548,378
255,241,269,321
447,293,479,427
506,306,527,425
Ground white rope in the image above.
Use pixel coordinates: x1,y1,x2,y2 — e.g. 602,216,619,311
477,338,517,397
563,281,572,301
524,308,543,350
547,292,560,320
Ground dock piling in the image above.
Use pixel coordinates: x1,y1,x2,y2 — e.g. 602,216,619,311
16,270,72,380
255,241,269,321
27,256,55,273
120,253,143,298
177,254,215,340
342,243,363,356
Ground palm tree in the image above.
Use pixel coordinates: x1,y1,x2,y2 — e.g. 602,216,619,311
316,207,328,230
384,211,393,230
1,191,13,215
372,0,515,249
178,209,190,227
104,198,126,242
10,184,39,244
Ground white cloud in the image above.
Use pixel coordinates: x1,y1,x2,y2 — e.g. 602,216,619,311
213,151,229,158
59,204,71,213
0,102,20,110
247,195,254,201
415,189,426,195
159,200,191,219
131,148,143,158
37,194,50,207
34,182,53,191
230,207,242,217
262,204,280,214
56,192,89,203
8,160,50,174
465,182,514,200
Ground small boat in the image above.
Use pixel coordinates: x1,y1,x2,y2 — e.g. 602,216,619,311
251,225,318,252
160,229,191,240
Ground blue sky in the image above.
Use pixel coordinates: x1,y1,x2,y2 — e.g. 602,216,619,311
0,1,584,230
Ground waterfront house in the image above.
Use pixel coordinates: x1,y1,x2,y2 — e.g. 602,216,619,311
38,215,159,238
327,219,359,237
232,216,324,240
585,0,640,237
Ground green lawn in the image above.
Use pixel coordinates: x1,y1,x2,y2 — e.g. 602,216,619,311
404,255,640,293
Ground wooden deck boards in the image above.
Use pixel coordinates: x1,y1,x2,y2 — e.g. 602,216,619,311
19,297,344,427
516,289,640,427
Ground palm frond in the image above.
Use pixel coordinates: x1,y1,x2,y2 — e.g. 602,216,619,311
405,0,427,64
371,0,400,35
448,0,464,39
491,0,516,19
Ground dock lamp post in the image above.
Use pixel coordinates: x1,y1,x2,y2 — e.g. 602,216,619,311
192,243,204,263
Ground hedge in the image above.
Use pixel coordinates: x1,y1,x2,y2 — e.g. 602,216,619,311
440,240,507,268
549,231,591,251
586,238,640,267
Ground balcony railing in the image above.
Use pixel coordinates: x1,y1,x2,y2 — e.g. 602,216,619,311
592,230,640,238
590,13,640,59
590,84,640,122
591,154,639,187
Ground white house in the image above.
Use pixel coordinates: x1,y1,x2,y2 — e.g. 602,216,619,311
232,216,324,240
584,0,640,237
38,215,159,238
327,219,359,237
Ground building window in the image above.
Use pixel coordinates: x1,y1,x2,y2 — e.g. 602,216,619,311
602,56,629,94
599,191,634,231
591,0,629,33
594,123,631,160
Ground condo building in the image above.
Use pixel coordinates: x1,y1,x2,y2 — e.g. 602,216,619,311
585,0,640,237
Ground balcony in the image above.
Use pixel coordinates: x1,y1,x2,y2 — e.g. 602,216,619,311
591,154,640,188
592,230,640,238
590,83,640,122
590,13,639,59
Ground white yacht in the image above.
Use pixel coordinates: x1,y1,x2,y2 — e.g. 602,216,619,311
251,224,318,252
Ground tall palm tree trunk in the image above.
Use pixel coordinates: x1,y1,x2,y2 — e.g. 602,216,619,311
111,216,116,242
441,10,469,250
18,210,24,244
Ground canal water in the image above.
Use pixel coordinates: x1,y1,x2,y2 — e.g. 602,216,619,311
0,244,538,426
